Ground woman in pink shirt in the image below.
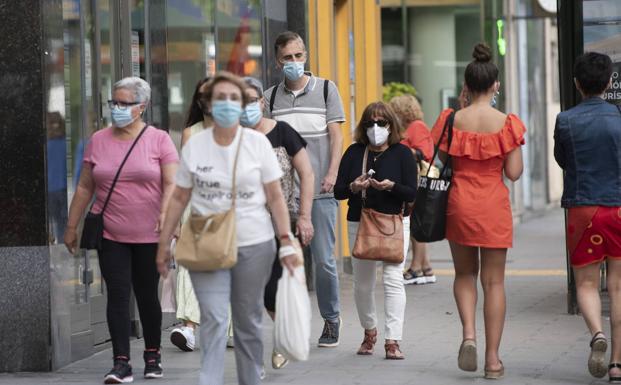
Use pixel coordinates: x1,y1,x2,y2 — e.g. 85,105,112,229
64,77,179,384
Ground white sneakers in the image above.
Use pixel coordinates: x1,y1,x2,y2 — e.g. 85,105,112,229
170,326,195,352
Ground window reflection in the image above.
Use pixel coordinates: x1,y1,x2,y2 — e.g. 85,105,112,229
166,0,216,134
216,0,263,77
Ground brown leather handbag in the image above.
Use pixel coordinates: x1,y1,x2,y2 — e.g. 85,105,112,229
352,147,404,264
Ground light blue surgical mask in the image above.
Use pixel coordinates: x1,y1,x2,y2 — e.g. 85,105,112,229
211,100,242,128
240,102,263,127
283,61,305,81
111,106,138,128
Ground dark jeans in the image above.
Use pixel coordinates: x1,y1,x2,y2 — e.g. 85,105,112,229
99,238,162,359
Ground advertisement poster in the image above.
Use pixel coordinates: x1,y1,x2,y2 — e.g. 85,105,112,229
583,0,621,104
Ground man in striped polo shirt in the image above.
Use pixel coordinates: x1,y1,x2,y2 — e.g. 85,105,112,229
264,31,345,347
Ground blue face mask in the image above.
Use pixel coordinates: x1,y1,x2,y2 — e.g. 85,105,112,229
211,100,242,128
283,61,305,81
240,102,263,127
111,106,138,128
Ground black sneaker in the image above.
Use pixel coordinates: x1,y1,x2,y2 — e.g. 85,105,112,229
104,358,133,384
143,350,163,379
318,317,341,347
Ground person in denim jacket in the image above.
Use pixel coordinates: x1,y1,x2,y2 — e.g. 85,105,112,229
554,52,621,383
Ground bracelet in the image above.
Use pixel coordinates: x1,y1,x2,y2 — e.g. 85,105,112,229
278,245,296,259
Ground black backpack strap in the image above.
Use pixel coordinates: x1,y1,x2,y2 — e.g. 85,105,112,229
100,125,149,213
269,84,278,113
323,79,329,105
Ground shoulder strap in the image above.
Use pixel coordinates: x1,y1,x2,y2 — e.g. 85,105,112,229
323,79,329,105
361,147,369,202
230,128,244,208
269,84,278,113
100,125,149,214
427,111,455,178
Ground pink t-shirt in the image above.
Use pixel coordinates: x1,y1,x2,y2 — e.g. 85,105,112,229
84,126,179,243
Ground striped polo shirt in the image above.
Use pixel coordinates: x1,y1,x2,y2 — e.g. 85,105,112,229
264,73,345,197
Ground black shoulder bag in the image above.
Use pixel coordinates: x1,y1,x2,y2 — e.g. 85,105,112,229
80,125,148,250
410,112,455,242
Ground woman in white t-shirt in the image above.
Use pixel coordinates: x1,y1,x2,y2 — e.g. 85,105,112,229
156,72,297,385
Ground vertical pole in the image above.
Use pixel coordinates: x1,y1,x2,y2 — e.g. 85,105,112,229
557,0,583,314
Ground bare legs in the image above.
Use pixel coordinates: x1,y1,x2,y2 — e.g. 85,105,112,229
608,260,621,377
480,248,507,371
449,241,506,371
576,260,621,378
407,238,432,272
574,263,604,336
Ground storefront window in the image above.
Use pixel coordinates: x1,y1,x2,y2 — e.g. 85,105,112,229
384,4,481,126
166,0,216,135
165,0,264,136
583,0,621,104
216,0,263,77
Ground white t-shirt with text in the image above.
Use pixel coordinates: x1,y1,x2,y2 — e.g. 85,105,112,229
176,127,283,247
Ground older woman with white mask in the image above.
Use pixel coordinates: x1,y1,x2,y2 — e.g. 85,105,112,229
156,71,297,385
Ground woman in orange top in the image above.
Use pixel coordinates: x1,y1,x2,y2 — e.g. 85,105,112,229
431,43,525,379
389,95,437,285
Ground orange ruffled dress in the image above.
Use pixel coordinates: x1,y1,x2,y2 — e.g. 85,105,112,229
431,109,526,248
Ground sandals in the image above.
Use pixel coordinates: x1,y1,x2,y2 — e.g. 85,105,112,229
610,363,621,384
458,339,477,372
589,331,608,378
484,360,504,380
356,328,377,355
385,341,405,360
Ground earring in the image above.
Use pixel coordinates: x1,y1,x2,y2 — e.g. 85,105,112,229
491,90,500,107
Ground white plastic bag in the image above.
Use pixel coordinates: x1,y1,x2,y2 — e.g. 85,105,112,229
274,265,312,361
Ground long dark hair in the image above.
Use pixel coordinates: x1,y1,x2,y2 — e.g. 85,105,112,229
184,77,211,127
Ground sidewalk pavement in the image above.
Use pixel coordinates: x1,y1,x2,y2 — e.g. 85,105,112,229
0,208,609,385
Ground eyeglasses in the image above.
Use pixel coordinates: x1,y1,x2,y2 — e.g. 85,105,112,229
108,100,141,110
361,119,389,129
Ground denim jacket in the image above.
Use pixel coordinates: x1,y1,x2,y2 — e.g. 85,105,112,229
554,97,621,207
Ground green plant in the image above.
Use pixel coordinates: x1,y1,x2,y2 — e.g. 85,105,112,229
382,82,417,102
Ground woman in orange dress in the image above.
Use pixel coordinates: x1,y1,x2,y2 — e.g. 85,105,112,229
431,43,525,379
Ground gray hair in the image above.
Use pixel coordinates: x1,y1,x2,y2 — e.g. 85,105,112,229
113,77,151,103
243,77,264,98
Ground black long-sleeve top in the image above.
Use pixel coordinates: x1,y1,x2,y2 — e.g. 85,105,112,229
334,142,417,222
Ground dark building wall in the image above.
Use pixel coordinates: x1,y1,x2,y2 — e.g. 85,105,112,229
0,0,54,371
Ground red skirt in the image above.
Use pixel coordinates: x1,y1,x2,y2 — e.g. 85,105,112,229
567,206,621,268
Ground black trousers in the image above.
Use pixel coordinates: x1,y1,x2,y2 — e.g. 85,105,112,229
99,238,162,359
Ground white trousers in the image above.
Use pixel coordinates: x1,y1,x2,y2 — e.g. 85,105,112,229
348,216,409,340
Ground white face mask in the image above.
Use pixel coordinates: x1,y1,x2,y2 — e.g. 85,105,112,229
366,124,390,146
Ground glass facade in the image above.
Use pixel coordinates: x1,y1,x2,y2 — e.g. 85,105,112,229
47,0,274,367
583,0,621,104
380,0,560,212
381,2,482,127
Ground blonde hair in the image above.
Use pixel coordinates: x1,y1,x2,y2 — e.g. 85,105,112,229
389,95,424,129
